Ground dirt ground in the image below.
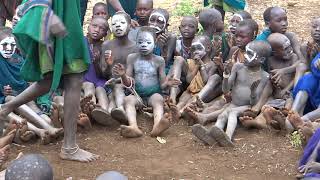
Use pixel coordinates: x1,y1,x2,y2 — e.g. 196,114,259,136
4,0,319,179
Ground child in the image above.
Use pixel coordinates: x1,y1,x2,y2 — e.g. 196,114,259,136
100,11,137,123
0,0,98,162
192,40,270,147
112,27,180,138
240,33,298,129
148,8,177,73
92,2,108,19
82,17,114,126
128,0,154,42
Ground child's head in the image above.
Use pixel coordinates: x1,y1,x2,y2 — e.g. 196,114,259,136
5,154,53,180
111,11,131,37
311,17,320,43
228,10,252,34
148,8,169,34
191,35,212,60
88,17,109,41
135,0,153,24
179,16,198,39
235,20,255,49
268,33,294,60
0,27,16,59
199,8,223,34
93,2,108,19
244,40,272,67
136,26,156,55
263,7,288,34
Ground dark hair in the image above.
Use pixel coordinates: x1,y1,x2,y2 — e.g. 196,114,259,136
199,8,222,28
248,40,272,58
137,0,153,8
91,16,109,30
246,19,259,38
0,27,13,40
237,10,252,19
193,35,212,52
5,154,53,180
93,2,108,13
263,7,273,24
137,26,156,40
237,19,255,37
181,16,198,26
151,8,169,22
267,32,290,48
113,11,131,24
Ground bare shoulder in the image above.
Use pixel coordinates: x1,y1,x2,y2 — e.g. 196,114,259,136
101,40,114,50
153,55,165,65
127,53,140,63
285,32,299,42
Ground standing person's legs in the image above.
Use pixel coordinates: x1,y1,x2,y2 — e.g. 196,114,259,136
80,0,88,25
59,73,98,162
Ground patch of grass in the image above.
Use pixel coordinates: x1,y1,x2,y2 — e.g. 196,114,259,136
289,131,302,148
173,0,199,16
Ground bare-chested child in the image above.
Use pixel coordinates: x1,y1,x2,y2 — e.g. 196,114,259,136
240,33,298,129
256,6,305,83
0,27,63,144
192,40,270,147
128,0,153,42
100,11,137,123
81,17,114,126
112,27,181,138
183,19,258,125
148,8,177,74
174,36,220,115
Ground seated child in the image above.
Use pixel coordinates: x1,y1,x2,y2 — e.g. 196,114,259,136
175,16,198,60
148,8,177,73
128,0,153,42
82,17,113,126
301,17,320,69
174,35,220,115
0,27,63,144
240,33,298,129
192,40,270,147
112,27,181,138
92,2,108,19
256,6,305,83
100,11,137,123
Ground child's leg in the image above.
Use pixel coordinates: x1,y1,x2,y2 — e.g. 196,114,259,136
121,95,142,138
82,82,96,104
294,63,308,86
111,84,127,123
149,93,170,137
169,57,187,104
214,105,231,130
59,73,98,162
197,74,222,103
25,100,52,125
107,93,116,113
291,91,308,115
184,106,225,125
95,87,109,110
176,91,192,112
225,105,249,139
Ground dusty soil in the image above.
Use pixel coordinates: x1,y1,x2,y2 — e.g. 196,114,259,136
4,0,319,179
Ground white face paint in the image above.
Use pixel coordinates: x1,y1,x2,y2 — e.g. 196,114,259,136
137,32,155,55
282,39,293,59
228,14,243,34
148,12,167,34
191,41,206,60
244,45,257,63
0,36,16,59
111,14,129,37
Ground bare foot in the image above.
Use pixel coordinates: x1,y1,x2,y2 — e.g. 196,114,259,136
20,131,35,142
263,106,286,131
239,115,255,128
240,113,267,129
287,111,304,129
47,127,64,139
120,125,143,138
60,145,99,162
111,108,128,125
0,129,16,148
183,107,206,125
38,129,51,145
191,124,216,145
209,126,234,147
150,113,171,137
80,95,94,116
92,108,119,127
166,99,180,122
0,145,10,167
195,95,206,111
298,122,314,145
240,109,259,119
50,102,62,128
78,113,92,129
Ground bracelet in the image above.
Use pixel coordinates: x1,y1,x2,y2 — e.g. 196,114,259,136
121,77,134,89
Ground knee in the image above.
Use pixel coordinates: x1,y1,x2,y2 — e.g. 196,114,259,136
149,93,164,105
114,84,123,92
296,63,307,74
208,74,221,83
95,86,105,94
173,56,185,67
124,95,136,106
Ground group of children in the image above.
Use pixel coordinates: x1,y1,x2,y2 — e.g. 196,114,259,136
0,0,319,177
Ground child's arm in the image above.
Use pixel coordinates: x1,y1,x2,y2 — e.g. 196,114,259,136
286,32,306,64
186,63,200,84
271,54,299,84
222,62,241,93
159,34,177,63
100,43,113,78
159,57,181,89
113,54,134,88
199,62,217,84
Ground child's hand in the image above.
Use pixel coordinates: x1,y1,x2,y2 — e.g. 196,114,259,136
223,60,233,75
112,63,126,76
3,85,13,96
167,74,181,87
157,33,169,48
93,51,100,62
232,62,243,73
270,69,285,84
105,50,113,65
213,52,224,73
131,19,140,28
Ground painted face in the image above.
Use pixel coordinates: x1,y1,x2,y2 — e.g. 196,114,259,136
269,8,288,34
311,18,320,42
235,26,253,49
93,6,108,19
137,32,155,55
135,2,153,22
0,36,16,59
244,45,259,66
281,39,294,60
179,18,197,38
191,41,206,60
88,18,108,40
148,12,166,34
229,14,243,34
111,14,129,37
